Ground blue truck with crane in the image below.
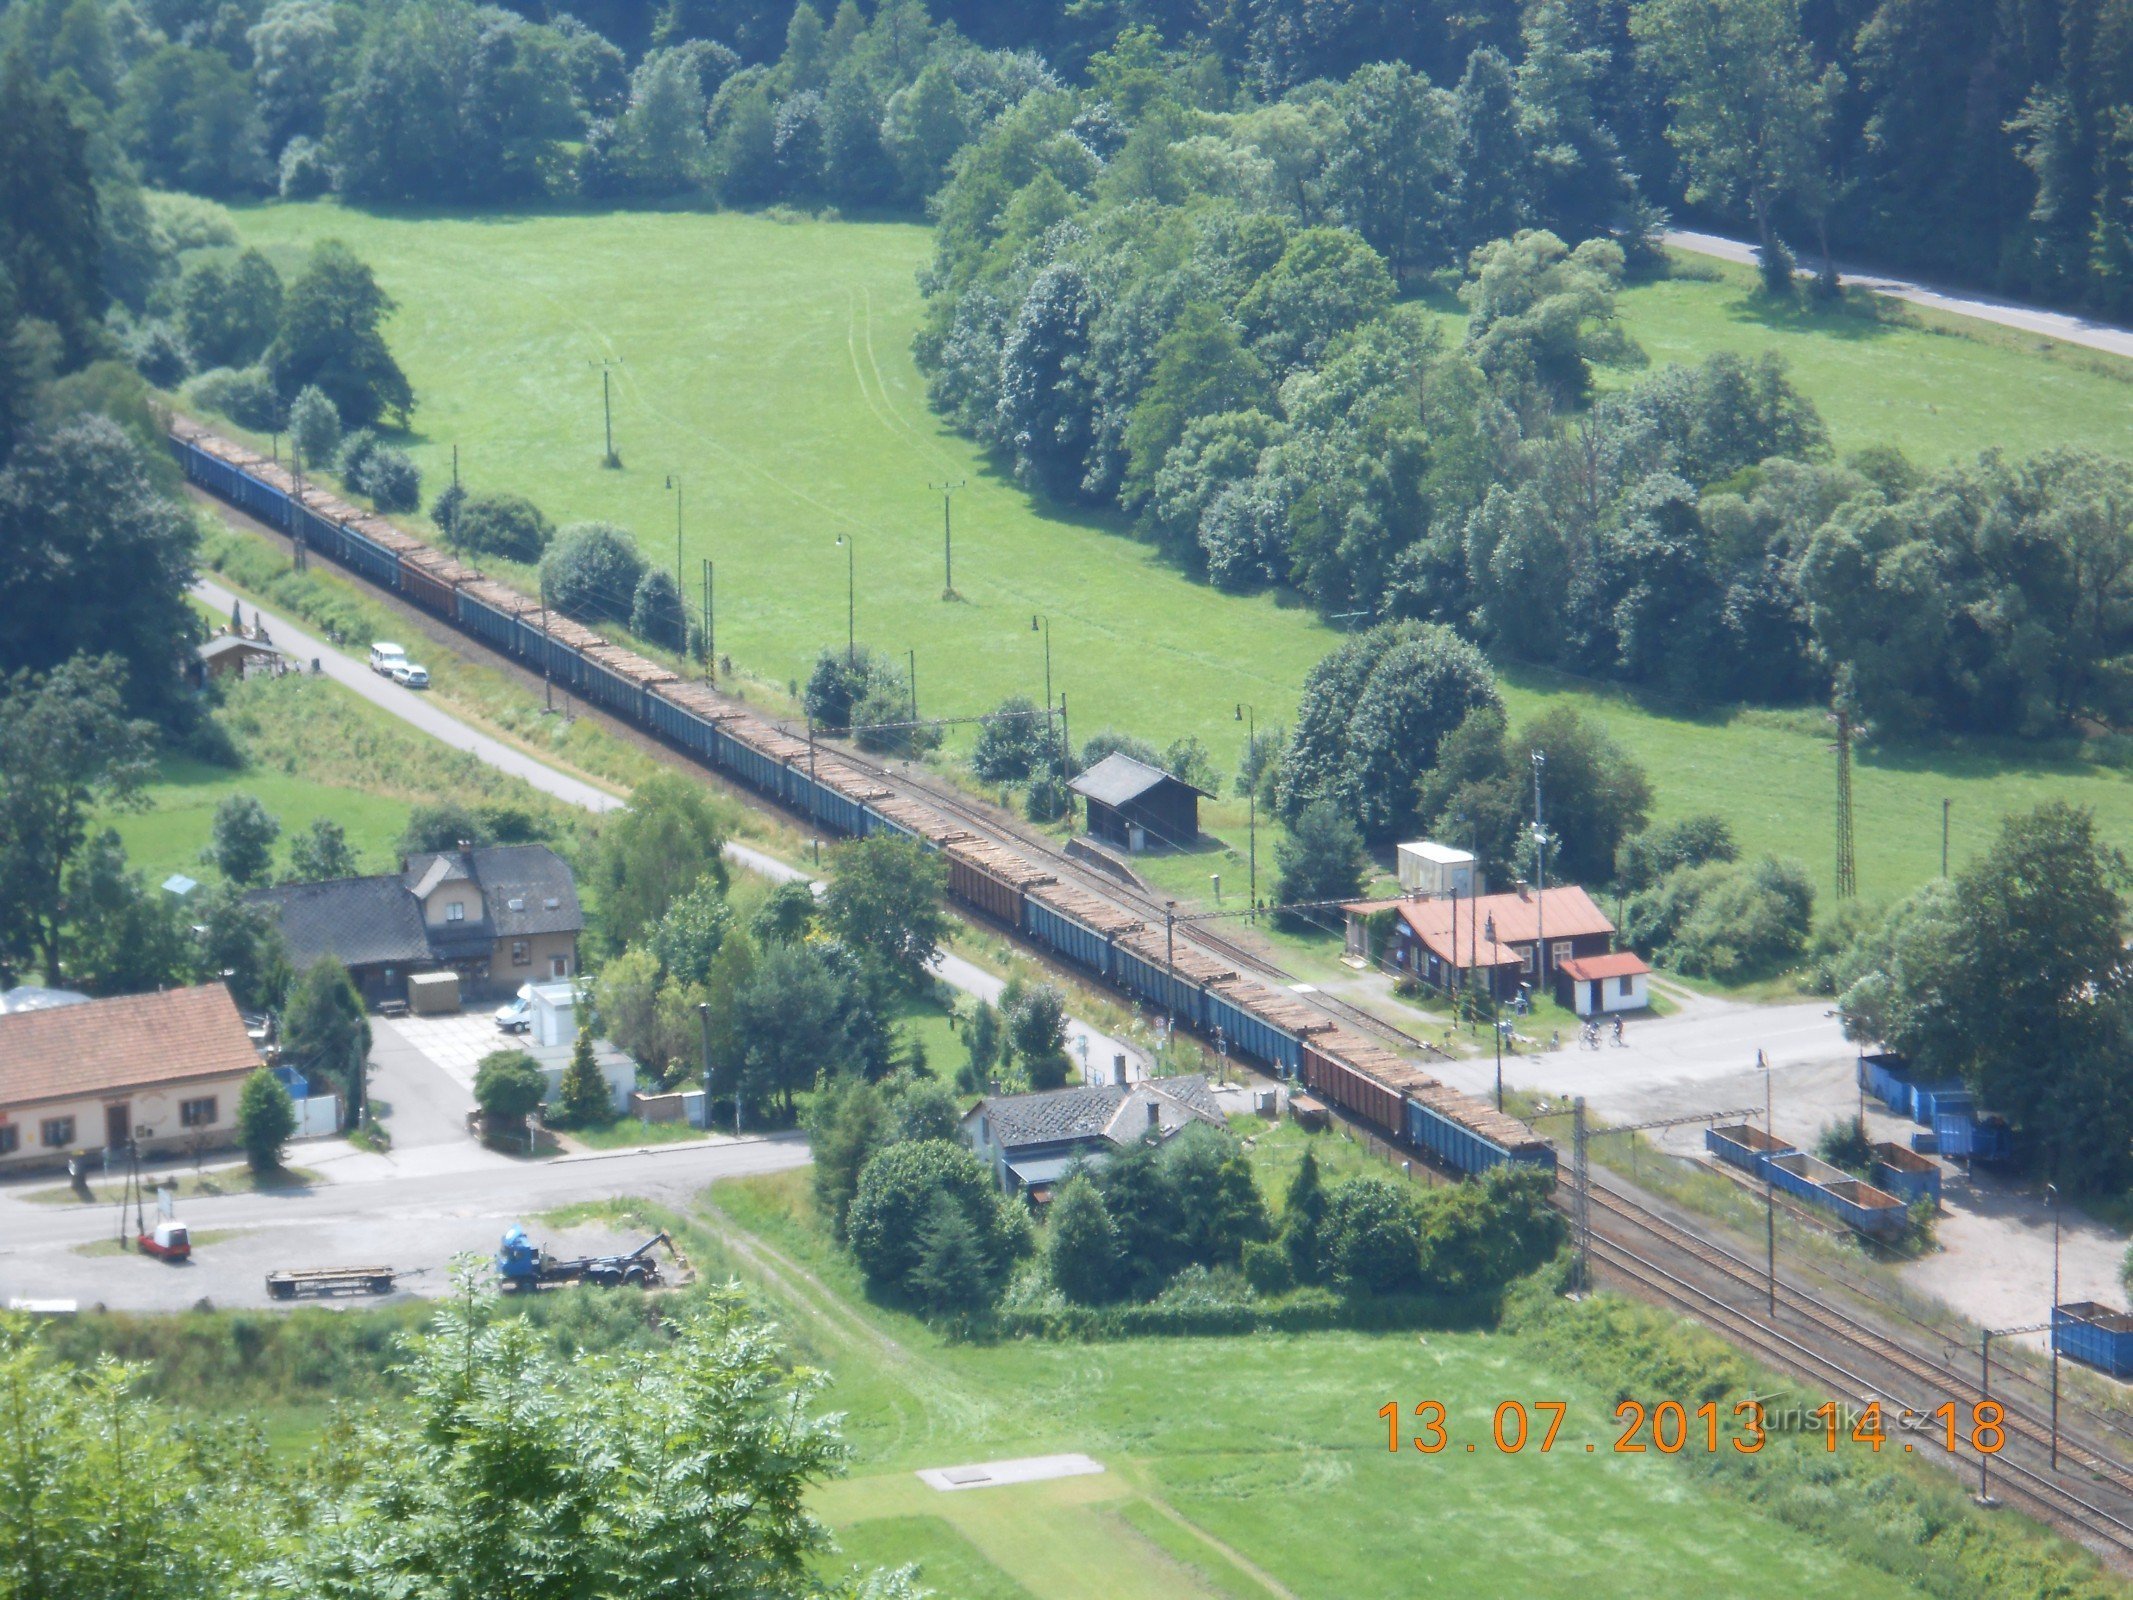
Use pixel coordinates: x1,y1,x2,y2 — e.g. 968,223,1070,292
495,1225,673,1291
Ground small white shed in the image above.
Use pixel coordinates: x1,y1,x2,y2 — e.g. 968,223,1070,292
1556,952,1652,1016
1396,841,1480,897
526,980,579,1048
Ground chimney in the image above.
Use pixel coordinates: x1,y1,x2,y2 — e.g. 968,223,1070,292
1146,1099,1161,1129
1113,1052,1128,1086
1515,879,1530,900
456,838,474,853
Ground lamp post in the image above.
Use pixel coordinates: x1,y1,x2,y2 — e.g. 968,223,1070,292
1236,703,1257,921
931,479,963,598
836,534,855,664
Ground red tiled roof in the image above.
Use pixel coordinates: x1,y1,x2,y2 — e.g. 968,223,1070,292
0,984,259,1109
1557,951,1650,981
1393,886,1615,968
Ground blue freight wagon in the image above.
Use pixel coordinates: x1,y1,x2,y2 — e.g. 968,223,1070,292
644,692,715,756
1705,1123,1795,1178
1406,1094,1555,1177
1024,898,1115,977
1203,988,1302,1074
1870,1142,1941,1206
456,589,522,654
2055,1302,2133,1378
1112,943,1207,1027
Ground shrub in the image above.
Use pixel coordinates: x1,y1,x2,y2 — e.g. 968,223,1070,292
1241,1237,1294,1295
846,1139,1027,1307
1273,801,1366,923
334,427,380,481
541,521,645,622
631,568,687,649
971,695,1050,782
187,365,282,431
356,445,420,512
1616,813,1737,892
1024,766,1071,822
278,136,333,198
551,1028,613,1129
454,491,553,563
1816,1119,1874,1176
287,384,341,467
124,318,191,387
236,1067,296,1172
475,1049,546,1136
1047,1173,1124,1305
1321,1176,1421,1295
430,480,466,538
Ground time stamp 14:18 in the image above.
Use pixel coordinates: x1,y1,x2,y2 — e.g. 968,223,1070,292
1379,1399,2009,1457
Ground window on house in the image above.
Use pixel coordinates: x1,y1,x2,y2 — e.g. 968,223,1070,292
1618,975,1635,997
1519,947,1535,973
551,955,569,978
512,940,530,966
41,1117,74,1149
446,901,466,922
1551,941,1573,967
0,1125,18,1156
180,1097,218,1128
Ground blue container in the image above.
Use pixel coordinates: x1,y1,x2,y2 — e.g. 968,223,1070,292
1910,1129,1940,1155
1203,990,1301,1074
339,524,401,588
1858,1053,1916,1115
710,727,788,798
644,693,715,756
1933,1109,2009,1160
1910,1084,1970,1126
1025,899,1113,977
1766,1153,1907,1237
1113,944,1204,1027
1870,1145,1941,1205
1405,1096,1554,1177
2056,1303,2133,1377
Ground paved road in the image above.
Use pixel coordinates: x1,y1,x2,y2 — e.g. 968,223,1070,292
1665,228,2133,361
191,577,1146,1082
0,1134,810,1311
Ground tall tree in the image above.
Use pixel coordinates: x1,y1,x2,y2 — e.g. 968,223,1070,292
281,956,371,1122
587,772,729,952
264,240,414,428
822,834,948,990
0,51,104,363
0,657,153,986
61,830,194,996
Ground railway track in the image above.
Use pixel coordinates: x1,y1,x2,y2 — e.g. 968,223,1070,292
1584,1227,2133,1565
1586,1179,2133,1495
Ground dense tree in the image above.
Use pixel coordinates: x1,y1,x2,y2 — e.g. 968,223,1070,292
1002,979,1071,1089
1460,230,1636,407
61,830,194,996
809,1075,890,1239
286,383,340,468
265,241,413,428
1047,1171,1125,1304
1277,623,1501,841
285,815,358,881
1280,1146,1328,1283
1237,227,1395,377
846,1138,1027,1305
1272,802,1365,924
0,52,106,363
630,567,688,650
728,940,881,1118
1840,803,2133,1189
971,695,1051,782
1093,1123,1270,1298
0,657,154,986
996,261,1099,500
474,1046,545,1136
0,417,201,728
452,490,552,563
550,1026,613,1129
281,956,371,1121
175,250,283,371
540,520,646,623
1616,814,1736,891
588,772,728,953
1623,855,1815,979
1118,303,1267,507
237,1066,297,1172
203,794,280,887
1318,62,1455,287
648,876,732,986
1320,1175,1421,1294
117,43,269,196
822,834,947,990
249,0,347,151
193,886,290,1012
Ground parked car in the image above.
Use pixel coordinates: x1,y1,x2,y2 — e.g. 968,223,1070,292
390,661,431,689
369,641,407,674
494,987,533,1033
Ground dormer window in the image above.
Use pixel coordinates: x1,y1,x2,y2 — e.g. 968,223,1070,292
507,896,525,911
446,901,466,922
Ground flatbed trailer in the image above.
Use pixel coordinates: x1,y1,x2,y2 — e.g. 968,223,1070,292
265,1265,400,1300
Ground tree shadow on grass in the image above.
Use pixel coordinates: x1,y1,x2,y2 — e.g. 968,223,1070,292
1718,283,1909,343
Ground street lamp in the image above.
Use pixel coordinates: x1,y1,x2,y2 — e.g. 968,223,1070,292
930,479,963,598
1236,703,1257,920
664,473,684,595
835,534,855,664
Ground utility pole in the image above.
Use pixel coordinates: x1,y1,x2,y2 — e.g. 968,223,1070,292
908,647,917,731
1165,901,1178,1029
1531,750,1548,997
291,443,307,572
539,574,554,714
1237,703,1257,921
591,357,621,468
1834,667,1858,899
836,535,855,664
701,558,715,677
1761,1048,1776,1316
1488,912,1503,1111
664,473,684,599
2050,1182,2062,1470
931,479,963,599
1941,797,1951,878
1571,1096,1590,1295
1033,615,1058,767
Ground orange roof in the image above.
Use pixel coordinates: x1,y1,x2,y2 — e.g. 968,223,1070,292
0,984,259,1110
1393,886,1614,967
1557,951,1650,981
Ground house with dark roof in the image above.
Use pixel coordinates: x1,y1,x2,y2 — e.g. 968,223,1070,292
0,983,262,1172
250,844,581,1006
1341,883,1623,1003
958,1076,1226,1199
1067,752,1205,852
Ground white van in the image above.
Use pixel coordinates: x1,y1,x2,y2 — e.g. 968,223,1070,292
370,641,408,675
494,985,533,1033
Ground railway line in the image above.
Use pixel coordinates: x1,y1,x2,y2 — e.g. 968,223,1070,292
176,416,2133,1566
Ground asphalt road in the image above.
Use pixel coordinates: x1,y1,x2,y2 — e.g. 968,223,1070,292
191,577,1148,1077
0,1132,811,1311
1665,228,2133,360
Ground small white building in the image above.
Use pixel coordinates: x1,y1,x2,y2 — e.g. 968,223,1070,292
1555,952,1652,1016
526,981,579,1049
1396,840,1480,897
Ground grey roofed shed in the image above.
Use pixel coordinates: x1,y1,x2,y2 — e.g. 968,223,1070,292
1067,753,1205,852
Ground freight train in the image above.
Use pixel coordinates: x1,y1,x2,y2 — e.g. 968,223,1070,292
171,419,1555,1181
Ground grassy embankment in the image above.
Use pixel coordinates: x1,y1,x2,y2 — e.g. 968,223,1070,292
213,203,2133,928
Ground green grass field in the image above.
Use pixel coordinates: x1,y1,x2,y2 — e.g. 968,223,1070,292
219,203,2133,904
701,1167,1936,1600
